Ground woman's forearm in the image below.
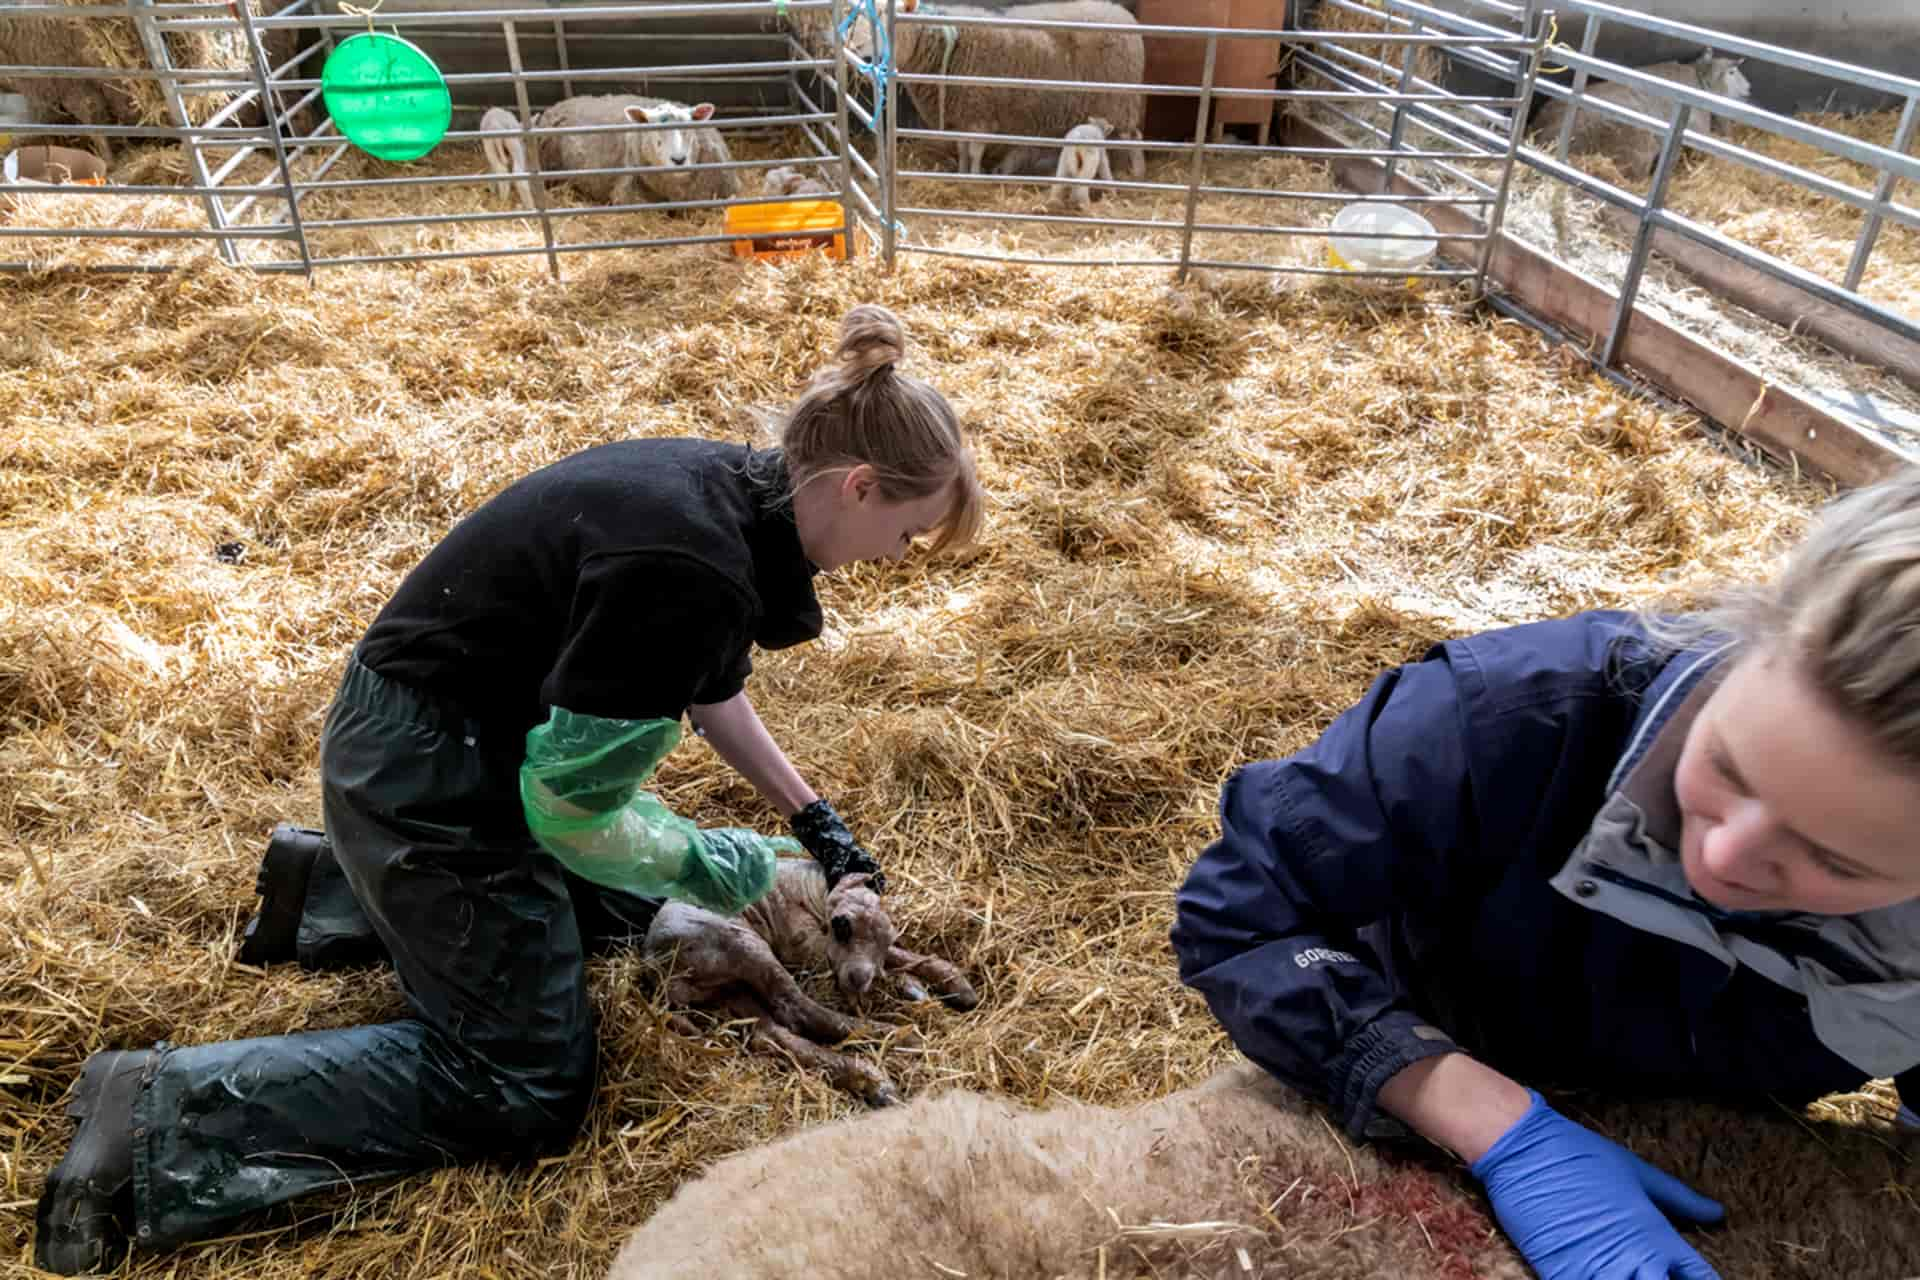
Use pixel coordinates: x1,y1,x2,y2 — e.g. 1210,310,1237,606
1376,1052,1534,1163
688,692,818,818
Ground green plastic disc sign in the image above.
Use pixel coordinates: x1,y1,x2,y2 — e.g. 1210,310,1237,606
322,31,451,162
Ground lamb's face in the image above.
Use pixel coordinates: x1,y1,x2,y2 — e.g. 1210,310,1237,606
824,873,896,996
624,102,716,170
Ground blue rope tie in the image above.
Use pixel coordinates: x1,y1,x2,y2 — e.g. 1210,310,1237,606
837,0,896,129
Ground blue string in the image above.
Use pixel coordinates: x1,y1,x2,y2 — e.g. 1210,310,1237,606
837,0,895,130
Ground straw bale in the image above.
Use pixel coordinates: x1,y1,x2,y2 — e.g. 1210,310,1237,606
0,126,1908,1280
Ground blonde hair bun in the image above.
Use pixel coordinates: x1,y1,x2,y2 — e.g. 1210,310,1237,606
836,303,907,378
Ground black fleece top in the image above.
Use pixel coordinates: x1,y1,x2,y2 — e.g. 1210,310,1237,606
358,439,821,730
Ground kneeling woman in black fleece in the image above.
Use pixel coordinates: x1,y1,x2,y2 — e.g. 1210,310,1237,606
36,303,984,1275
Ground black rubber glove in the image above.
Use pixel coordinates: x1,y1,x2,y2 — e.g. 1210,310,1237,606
789,799,887,892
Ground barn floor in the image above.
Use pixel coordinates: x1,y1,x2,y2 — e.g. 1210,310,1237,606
1,121,1914,1277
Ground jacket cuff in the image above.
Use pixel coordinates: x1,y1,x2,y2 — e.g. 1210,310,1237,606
1332,1009,1459,1141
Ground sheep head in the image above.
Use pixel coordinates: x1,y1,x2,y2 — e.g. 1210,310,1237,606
623,101,716,169
823,871,895,996
841,0,922,65
1698,56,1751,103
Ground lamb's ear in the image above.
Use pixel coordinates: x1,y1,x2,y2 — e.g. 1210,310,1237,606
692,103,715,122
901,0,918,11
625,105,657,124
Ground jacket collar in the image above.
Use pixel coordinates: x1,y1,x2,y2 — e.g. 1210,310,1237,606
1608,645,1729,851
1559,639,1920,1078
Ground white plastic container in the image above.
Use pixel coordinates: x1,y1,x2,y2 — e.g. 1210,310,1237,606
1326,202,1439,275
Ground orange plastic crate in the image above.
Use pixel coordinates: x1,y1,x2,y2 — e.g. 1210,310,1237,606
724,198,854,262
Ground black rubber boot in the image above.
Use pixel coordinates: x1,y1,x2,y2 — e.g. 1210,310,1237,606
34,1049,152,1275
235,823,326,966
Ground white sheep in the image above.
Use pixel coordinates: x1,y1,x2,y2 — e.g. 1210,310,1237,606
1,16,133,160
1052,116,1114,210
477,94,740,209
0,12,313,157
605,1060,1526,1280
814,0,1148,179
1531,53,1752,179
761,164,833,197
605,1056,1919,1280
478,106,527,204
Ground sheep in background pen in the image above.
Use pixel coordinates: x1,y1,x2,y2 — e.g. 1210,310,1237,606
762,164,833,197
1530,52,1753,180
1,15,138,162
479,106,528,204
807,0,1148,179
1,6,297,163
478,94,740,210
605,1057,1920,1280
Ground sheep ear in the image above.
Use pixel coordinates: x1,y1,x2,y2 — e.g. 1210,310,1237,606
902,0,918,11
831,915,854,944
625,105,652,123
692,103,715,122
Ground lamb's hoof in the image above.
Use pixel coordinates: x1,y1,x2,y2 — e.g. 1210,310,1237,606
939,988,980,1013
868,1084,903,1108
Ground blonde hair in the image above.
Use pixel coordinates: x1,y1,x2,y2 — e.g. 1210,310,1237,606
778,304,984,555
1644,468,1920,766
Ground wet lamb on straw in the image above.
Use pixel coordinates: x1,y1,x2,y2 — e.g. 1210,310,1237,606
644,858,977,1108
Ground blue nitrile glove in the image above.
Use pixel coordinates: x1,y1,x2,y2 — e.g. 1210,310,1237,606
1470,1091,1725,1280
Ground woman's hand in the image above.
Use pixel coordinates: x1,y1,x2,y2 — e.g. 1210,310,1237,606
790,799,887,892
1471,1091,1725,1279
1381,1054,1723,1279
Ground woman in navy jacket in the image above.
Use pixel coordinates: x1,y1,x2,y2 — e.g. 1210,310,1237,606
1174,470,1920,1280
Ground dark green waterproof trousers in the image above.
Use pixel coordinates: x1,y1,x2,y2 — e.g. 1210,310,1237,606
130,654,660,1247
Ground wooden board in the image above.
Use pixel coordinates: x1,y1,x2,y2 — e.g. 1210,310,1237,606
1592,204,1920,400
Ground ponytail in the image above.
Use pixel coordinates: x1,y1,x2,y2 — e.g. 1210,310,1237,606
778,304,984,554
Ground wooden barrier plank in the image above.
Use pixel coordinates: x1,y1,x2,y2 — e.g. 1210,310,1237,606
1594,205,1920,400
1288,117,1917,488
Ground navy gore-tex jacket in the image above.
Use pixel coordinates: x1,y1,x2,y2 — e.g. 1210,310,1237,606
1171,610,1920,1140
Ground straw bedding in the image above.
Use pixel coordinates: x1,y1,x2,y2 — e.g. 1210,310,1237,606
1,113,1914,1280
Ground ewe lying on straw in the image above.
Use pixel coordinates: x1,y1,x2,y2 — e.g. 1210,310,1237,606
478,95,739,210
608,1060,1918,1279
